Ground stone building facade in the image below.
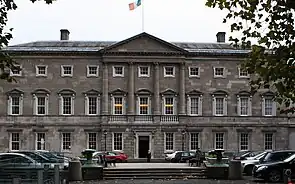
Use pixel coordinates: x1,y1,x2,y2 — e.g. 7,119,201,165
0,30,294,158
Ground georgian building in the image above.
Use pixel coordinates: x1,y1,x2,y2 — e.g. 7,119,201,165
0,29,293,158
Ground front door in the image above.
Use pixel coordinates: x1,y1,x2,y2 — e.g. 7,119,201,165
138,136,149,158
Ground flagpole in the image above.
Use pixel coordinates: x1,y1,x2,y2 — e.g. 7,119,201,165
142,0,144,32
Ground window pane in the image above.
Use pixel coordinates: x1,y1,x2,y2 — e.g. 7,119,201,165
215,98,224,115
240,97,249,115
36,133,45,150
264,133,273,150
113,133,123,150
190,133,199,150
11,133,20,151
165,97,174,115
88,97,97,115
190,97,199,115
190,67,199,76
88,67,97,75
88,133,97,149
265,99,273,115
165,133,174,150
139,97,149,115
63,97,72,115
114,97,123,115
63,66,72,75
215,133,224,149
37,97,46,115
62,133,71,150
240,133,249,151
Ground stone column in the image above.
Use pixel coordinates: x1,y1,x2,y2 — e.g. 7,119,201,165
128,62,135,115
179,62,186,115
154,63,161,115
102,62,109,115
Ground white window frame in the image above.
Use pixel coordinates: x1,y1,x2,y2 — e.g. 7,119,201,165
264,133,275,150
214,132,225,149
61,65,73,77
87,132,97,150
238,67,250,78
188,66,200,78
187,95,202,116
212,95,227,116
189,133,200,151
262,96,276,116
164,66,175,77
237,95,252,116
35,65,48,77
33,94,49,115
35,132,46,151
213,67,225,78
8,95,23,116
9,132,20,151
112,66,124,77
162,96,177,115
61,132,71,152
10,65,22,77
112,133,124,151
111,96,126,115
59,95,75,115
138,66,150,77
86,65,99,77
164,132,175,152
239,133,249,151
84,95,100,115
137,96,151,115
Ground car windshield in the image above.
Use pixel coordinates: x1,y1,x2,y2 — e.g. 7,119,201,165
17,152,49,163
235,151,249,157
284,154,295,162
262,152,295,163
253,152,267,159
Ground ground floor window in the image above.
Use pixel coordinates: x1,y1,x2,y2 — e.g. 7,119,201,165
113,133,123,151
264,133,274,150
88,133,97,150
36,133,46,150
10,133,20,151
62,133,71,151
240,133,249,151
190,133,199,151
215,133,224,149
165,133,174,151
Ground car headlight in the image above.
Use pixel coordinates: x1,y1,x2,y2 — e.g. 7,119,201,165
257,166,267,171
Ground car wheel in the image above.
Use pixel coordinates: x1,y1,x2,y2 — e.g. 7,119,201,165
244,165,254,176
268,170,281,182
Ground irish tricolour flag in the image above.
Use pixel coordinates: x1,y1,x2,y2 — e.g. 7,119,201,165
129,0,141,10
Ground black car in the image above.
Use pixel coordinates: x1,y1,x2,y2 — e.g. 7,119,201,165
172,151,196,163
259,150,295,164
253,153,295,182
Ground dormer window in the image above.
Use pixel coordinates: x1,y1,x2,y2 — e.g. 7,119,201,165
113,66,124,77
87,65,99,77
36,65,48,76
238,67,250,78
164,66,175,77
213,67,225,78
189,67,200,77
10,65,22,77
61,65,73,77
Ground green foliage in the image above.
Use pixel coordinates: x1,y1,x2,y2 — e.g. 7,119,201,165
206,0,295,113
0,0,55,82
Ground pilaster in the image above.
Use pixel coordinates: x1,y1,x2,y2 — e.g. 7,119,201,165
154,62,160,115
102,62,109,115
128,62,135,115
179,62,186,115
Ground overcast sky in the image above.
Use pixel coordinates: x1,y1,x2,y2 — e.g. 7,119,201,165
6,0,234,45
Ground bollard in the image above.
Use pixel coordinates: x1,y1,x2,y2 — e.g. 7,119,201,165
54,165,60,184
228,160,243,180
12,178,21,184
283,169,292,184
68,158,83,181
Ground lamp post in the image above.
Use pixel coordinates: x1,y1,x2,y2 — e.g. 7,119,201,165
103,130,107,151
181,130,186,151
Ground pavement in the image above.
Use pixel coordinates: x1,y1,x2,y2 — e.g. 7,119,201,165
104,163,193,169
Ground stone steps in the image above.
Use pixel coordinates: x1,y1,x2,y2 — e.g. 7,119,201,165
127,159,167,163
103,167,207,180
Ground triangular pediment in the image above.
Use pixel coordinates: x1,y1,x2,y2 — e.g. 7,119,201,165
160,89,178,96
83,89,101,95
109,88,128,96
6,88,24,95
104,32,187,54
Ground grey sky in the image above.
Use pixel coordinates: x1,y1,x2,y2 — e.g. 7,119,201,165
7,0,233,45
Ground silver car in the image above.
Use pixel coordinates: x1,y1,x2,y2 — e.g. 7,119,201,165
0,152,42,168
241,151,269,175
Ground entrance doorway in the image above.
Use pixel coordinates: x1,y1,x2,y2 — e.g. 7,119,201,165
138,136,150,158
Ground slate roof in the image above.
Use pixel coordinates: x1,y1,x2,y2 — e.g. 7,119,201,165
3,32,250,55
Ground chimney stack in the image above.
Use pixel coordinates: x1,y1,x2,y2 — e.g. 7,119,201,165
60,29,70,40
216,32,226,43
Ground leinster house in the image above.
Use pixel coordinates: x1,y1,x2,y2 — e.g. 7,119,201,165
0,29,294,158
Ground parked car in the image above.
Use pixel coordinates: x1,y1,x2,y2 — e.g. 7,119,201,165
0,153,42,168
233,151,262,160
260,150,295,164
172,151,196,163
37,151,70,169
253,153,295,182
104,151,128,162
165,151,181,161
241,151,269,175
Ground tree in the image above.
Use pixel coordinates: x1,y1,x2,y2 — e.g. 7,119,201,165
206,0,295,114
0,0,54,82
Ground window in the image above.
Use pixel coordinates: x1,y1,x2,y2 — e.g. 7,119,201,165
215,133,224,149
61,65,73,77
138,97,150,115
264,133,274,150
138,66,150,77
165,133,174,151
112,97,124,115
213,67,225,78
88,133,97,149
188,97,202,116
238,67,249,78
113,133,123,151
164,66,175,77
34,96,48,115
87,65,99,77
10,65,22,76
213,96,227,116
240,133,249,151
164,97,175,115
85,96,99,115
264,98,275,116
190,133,199,151
10,133,20,151
60,96,74,115
8,96,23,115
113,66,124,77
36,133,45,150
237,96,252,116
62,133,71,151
189,67,200,77
36,65,47,76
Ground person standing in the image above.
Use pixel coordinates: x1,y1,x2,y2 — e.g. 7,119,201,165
147,150,151,163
